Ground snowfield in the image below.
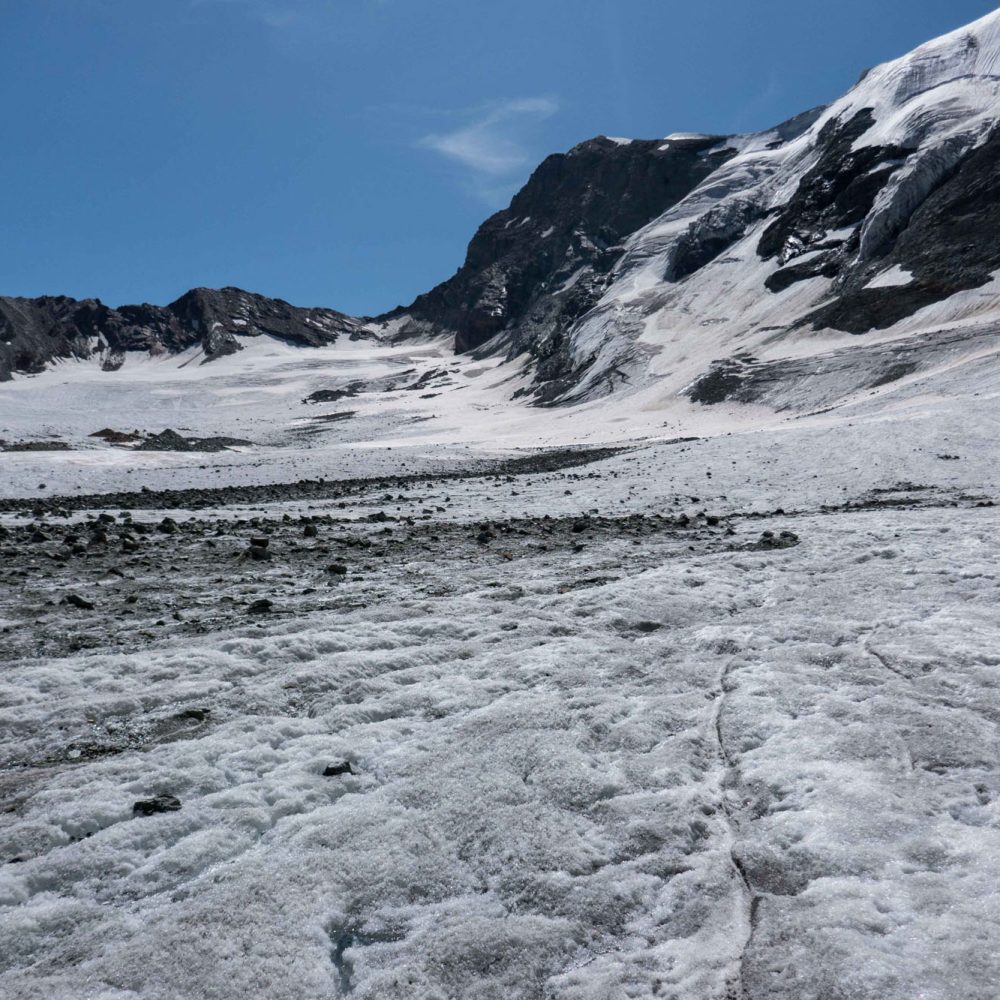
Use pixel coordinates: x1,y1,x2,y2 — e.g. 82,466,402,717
1,348,999,997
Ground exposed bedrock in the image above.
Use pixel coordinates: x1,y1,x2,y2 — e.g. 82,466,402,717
803,126,1000,334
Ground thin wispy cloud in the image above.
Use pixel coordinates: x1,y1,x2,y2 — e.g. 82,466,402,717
417,98,559,203
189,0,389,30
189,0,302,30
419,98,559,176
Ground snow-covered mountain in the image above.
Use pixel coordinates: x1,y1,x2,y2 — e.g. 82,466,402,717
392,8,1000,410
4,10,1000,423
548,8,1000,409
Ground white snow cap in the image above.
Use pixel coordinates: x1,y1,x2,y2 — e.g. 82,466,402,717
823,6,1000,146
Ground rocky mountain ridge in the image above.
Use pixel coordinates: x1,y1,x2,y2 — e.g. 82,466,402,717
0,287,362,381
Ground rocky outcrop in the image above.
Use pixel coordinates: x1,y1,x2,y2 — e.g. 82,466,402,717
758,110,913,264
0,287,362,381
802,125,1000,333
663,197,768,283
751,109,1000,334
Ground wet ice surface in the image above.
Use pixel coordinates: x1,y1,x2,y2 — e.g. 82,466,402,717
2,407,1000,998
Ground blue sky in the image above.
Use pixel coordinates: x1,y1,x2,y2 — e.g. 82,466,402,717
1,0,995,313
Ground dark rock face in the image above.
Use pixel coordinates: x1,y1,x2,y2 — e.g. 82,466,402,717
759,110,910,260
802,126,1000,333
137,429,253,452
749,105,1000,336
0,286,362,381
759,109,914,293
388,135,737,354
665,199,769,284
